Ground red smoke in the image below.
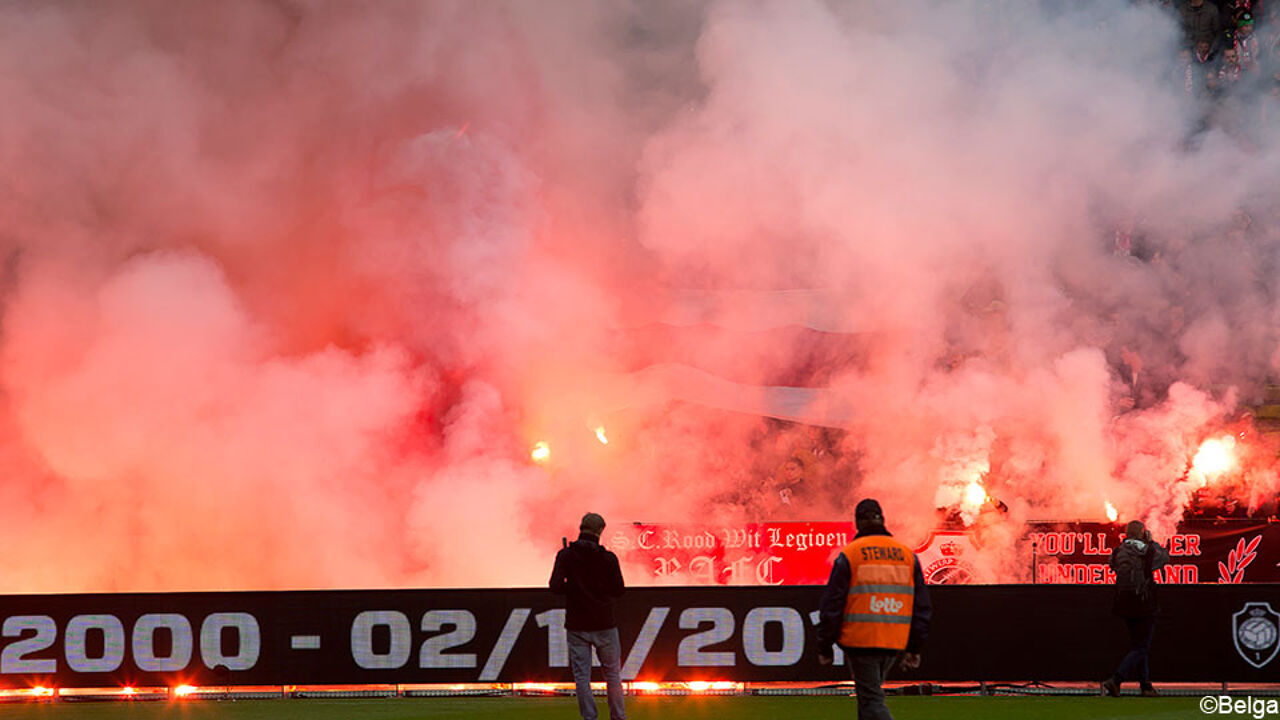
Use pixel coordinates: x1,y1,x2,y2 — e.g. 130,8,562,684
1,1,1278,590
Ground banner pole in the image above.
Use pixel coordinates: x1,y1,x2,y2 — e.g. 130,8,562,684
1031,539,1037,584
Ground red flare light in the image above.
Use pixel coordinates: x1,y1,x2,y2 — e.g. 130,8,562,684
1192,436,1236,483
686,681,736,692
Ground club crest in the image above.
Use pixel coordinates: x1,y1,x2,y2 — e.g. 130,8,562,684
1233,602,1280,669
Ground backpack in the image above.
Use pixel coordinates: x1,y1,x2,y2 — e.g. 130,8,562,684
1112,540,1155,618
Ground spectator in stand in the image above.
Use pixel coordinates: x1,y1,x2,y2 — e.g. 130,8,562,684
1220,46,1245,87
1224,1,1254,31
1194,37,1218,65
1235,14,1261,73
774,456,810,512
1192,38,1219,93
1180,0,1223,49
1184,40,1218,133
1186,485,1213,518
1240,0,1261,16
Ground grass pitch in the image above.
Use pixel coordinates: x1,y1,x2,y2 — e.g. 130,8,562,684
0,696,1204,719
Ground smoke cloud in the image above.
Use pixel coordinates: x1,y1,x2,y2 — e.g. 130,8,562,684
1,0,1278,590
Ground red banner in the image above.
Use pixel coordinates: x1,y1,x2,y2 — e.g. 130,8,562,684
605,522,854,585
606,519,1280,585
1027,520,1280,585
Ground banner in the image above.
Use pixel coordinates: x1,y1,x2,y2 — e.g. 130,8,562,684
0,585,1275,686
610,520,1280,585
608,522,853,586
1027,520,1280,584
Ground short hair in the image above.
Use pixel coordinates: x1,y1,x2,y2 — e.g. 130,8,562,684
855,498,884,525
580,512,606,536
1125,520,1145,539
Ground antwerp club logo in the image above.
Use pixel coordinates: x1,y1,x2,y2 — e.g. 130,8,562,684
914,531,977,584
1233,602,1280,669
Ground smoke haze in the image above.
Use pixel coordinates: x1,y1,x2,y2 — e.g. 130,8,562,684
1,0,1278,590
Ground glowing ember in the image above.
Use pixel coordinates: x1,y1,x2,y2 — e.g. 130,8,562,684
1192,436,1236,480
963,480,988,509
595,426,609,445
530,441,551,463
1105,500,1118,522
686,681,734,692
631,682,661,693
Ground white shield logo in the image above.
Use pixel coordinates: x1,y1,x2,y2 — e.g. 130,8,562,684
1232,602,1280,669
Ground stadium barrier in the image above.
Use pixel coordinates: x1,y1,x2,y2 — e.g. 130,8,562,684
0,584,1274,688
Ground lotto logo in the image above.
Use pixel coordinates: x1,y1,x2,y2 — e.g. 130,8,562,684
869,596,904,614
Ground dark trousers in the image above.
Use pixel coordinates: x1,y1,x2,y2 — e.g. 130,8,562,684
1112,616,1156,689
848,652,896,720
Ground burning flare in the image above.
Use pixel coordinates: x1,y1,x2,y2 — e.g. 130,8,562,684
1191,436,1236,484
1104,500,1118,523
962,479,989,514
595,426,609,445
530,441,551,463
686,681,735,692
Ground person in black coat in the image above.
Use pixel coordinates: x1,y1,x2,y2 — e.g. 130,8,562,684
550,512,627,720
1102,520,1170,698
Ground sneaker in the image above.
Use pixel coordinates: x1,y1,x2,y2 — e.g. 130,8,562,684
1140,687,1158,697
1101,679,1121,697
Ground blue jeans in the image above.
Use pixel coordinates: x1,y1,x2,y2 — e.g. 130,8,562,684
1113,616,1156,690
568,628,626,720
848,652,896,720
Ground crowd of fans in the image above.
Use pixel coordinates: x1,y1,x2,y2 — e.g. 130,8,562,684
735,415,1280,525
719,1,1280,527
1186,479,1280,518
1163,0,1280,142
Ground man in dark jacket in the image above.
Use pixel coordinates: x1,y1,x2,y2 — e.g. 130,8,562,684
1180,0,1223,48
816,499,932,720
1102,520,1170,698
550,512,626,720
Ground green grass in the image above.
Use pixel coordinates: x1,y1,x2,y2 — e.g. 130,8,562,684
0,696,1208,719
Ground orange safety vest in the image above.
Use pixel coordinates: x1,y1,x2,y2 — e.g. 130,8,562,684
838,535,916,650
